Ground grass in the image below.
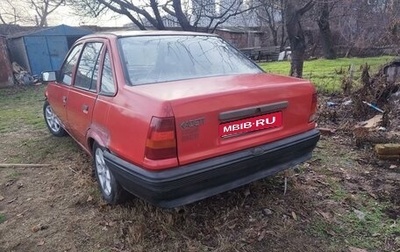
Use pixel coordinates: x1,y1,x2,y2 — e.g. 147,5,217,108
0,85,45,133
260,56,396,93
0,85,81,164
328,179,348,202
342,202,400,248
308,195,400,250
7,171,21,180
0,213,5,224
306,137,400,250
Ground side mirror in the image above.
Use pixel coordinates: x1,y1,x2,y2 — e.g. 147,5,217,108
42,71,57,82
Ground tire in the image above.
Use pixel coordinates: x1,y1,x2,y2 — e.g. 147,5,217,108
93,142,126,205
43,101,67,137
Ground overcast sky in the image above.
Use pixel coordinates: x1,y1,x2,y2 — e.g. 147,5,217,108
1,2,130,27
47,6,131,27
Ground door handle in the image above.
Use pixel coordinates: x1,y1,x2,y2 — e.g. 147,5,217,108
62,96,67,105
82,104,89,114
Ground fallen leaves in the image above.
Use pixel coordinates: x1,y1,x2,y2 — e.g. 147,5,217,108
291,211,298,221
353,209,366,221
7,197,17,204
16,209,29,218
318,127,336,135
32,223,49,233
348,246,368,252
317,210,332,222
261,208,273,216
257,230,266,241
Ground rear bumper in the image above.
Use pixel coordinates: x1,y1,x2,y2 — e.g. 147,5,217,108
104,129,320,208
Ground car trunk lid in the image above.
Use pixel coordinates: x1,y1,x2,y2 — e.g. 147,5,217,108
132,73,316,166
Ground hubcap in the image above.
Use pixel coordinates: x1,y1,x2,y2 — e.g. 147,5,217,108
45,106,61,133
95,148,112,196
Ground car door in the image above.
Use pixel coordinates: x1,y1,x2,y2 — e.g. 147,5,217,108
66,41,104,145
46,44,83,130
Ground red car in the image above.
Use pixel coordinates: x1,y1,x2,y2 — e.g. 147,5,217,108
42,31,319,208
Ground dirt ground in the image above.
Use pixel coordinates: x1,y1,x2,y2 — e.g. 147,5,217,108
0,86,399,252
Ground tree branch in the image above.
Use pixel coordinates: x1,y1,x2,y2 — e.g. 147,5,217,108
0,14,6,24
98,0,159,28
172,0,193,31
150,0,165,29
298,0,315,16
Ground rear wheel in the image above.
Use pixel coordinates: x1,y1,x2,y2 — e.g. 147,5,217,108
43,101,66,137
93,142,126,204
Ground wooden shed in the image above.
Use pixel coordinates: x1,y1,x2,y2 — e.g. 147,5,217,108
7,25,92,75
0,35,14,87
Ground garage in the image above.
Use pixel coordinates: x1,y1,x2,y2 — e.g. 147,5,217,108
7,24,92,76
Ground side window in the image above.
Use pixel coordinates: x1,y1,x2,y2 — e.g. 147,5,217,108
59,44,83,85
74,42,103,91
100,50,116,95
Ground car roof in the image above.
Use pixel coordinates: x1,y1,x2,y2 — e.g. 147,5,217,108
80,30,217,40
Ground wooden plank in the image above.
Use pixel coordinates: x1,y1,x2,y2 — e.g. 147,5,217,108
0,163,52,168
375,144,400,155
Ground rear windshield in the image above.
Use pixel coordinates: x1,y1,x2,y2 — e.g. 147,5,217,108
118,35,262,85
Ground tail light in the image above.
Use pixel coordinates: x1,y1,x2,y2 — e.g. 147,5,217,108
309,92,317,122
145,116,177,160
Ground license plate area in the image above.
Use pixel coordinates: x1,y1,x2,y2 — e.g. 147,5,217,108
219,111,282,138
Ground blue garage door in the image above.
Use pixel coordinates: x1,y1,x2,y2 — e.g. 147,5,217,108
25,36,68,75
47,36,68,71
25,36,52,75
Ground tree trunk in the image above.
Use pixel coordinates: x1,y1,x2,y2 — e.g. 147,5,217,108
39,14,48,27
270,27,278,46
317,2,336,59
285,1,314,78
289,50,304,78
279,0,286,49
173,0,194,31
150,0,165,30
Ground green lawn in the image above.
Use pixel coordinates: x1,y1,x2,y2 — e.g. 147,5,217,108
259,56,396,93
0,86,44,134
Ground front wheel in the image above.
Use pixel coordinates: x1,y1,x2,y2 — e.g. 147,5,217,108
93,142,126,205
43,101,66,137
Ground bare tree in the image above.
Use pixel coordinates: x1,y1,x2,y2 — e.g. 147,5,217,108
316,0,337,59
27,0,66,27
0,0,28,25
256,0,286,47
334,0,399,56
69,0,257,32
0,0,65,27
285,0,314,78
256,0,337,57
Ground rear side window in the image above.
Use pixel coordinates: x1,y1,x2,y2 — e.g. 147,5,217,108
74,42,103,91
100,50,116,95
59,44,83,85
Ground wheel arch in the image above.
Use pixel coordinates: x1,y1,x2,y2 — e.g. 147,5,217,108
86,124,111,153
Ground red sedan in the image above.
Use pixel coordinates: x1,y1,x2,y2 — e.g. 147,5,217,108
42,31,319,208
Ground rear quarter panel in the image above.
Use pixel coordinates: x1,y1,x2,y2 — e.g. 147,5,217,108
105,87,177,169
